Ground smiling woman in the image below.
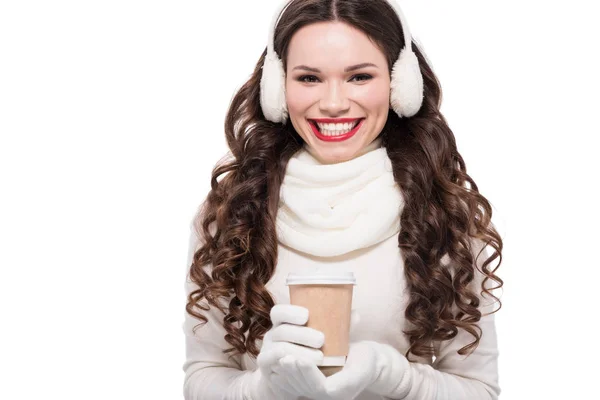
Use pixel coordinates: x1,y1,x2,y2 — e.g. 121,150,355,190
183,1,504,399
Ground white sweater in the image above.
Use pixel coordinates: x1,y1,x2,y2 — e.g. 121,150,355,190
182,139,501,399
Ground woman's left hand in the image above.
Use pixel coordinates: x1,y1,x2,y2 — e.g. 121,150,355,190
325,340,386,399
270,354,329,399
273,340,412,400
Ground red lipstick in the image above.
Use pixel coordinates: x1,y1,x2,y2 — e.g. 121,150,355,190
308,118,365,142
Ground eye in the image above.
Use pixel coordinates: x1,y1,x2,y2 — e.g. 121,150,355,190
351,74,372,82
296,74,373,83
297,75,319,83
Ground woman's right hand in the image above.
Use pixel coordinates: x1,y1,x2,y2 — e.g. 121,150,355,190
250,304,327,399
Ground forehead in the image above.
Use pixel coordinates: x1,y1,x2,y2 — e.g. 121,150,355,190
286,21,386,71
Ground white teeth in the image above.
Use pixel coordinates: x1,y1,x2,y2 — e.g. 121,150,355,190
322,128,352,136
314,120,360,136
316,121,358,131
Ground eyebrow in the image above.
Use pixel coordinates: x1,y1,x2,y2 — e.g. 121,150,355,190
292,62,378,73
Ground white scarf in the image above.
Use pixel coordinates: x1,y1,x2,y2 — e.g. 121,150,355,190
276,138,405,257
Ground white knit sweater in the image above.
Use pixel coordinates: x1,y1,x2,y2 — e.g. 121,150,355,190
182,138,501,399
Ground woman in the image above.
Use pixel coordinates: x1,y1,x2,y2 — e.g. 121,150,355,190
183,0,504,399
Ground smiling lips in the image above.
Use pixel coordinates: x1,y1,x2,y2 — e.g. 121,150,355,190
308,118,365,142
309,118,363,132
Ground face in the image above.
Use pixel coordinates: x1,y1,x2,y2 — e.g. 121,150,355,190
285,21,391,164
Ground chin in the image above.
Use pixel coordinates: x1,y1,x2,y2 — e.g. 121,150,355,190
312,147,358,165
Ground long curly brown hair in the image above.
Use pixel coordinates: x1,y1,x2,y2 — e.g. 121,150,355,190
185,0,503,363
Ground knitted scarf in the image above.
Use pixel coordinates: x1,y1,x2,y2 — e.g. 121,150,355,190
276,137,405,257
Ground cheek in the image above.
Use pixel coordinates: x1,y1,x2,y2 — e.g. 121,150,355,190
285,81,315,114
351,82,390,109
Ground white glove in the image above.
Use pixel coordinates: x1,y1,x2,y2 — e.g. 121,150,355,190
248,304,328,399
323,340,412,400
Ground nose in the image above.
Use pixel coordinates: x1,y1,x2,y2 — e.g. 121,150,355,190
319,81,350,115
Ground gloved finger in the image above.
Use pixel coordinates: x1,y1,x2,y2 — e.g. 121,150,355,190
270,323,325,349
279,355,322,396
270,372,303,396
295,358,327,393
324,368,362,400
257,341,324,369
270,357,306,396
270,304,309,327
271,355,307,394
324,343,374,398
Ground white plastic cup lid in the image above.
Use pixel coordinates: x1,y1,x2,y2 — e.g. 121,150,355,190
286,271,356,286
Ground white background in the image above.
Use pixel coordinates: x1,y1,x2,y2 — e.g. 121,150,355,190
1,1,598,399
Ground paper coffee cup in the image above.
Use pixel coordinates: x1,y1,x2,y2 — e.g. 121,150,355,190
286,271,356,376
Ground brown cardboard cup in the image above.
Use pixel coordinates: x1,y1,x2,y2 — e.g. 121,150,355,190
286,271,356,377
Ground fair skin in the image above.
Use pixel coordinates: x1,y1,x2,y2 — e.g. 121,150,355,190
285,21,391,164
